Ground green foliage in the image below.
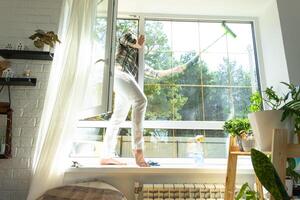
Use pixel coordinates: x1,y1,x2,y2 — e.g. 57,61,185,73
280,82,300,133
249,92,262,113
235,182,260,200
251,149,290,200
286,158,300,183
264,86,284,110
223,118,250,137
29,29,61,49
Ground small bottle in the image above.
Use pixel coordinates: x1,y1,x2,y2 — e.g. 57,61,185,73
194,135,205,166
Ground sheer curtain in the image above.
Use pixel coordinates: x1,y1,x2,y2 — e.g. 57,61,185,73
27,0,97,199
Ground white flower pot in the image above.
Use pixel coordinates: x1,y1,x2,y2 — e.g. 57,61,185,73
248,110,292,151
285,178,293,197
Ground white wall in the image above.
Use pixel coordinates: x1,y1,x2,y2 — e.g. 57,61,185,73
118,0,271,17
0,0,296,199
276,0,300,85
0,0,62,200
256,0,290,93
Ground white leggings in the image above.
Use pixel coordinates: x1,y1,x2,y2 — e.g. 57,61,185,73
102,69,147,158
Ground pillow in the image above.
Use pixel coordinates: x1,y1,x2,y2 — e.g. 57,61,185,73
37,181,127,200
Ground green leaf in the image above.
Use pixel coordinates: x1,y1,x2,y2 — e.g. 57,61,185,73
251,149,290,200
235,183,249,200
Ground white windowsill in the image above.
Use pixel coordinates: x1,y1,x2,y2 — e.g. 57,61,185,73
66,157,254,175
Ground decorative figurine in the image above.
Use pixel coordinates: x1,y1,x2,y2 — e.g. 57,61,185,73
2,68,15,78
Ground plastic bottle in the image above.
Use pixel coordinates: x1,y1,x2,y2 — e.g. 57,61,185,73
193,135,205,166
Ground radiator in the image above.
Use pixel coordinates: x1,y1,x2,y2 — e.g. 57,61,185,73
135,183,226,200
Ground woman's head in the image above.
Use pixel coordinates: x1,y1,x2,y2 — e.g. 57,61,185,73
123,32,136,44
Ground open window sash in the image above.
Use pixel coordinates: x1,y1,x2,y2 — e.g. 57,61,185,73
80,0,117,119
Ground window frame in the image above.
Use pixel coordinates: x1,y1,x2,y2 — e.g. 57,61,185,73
76,14,263,160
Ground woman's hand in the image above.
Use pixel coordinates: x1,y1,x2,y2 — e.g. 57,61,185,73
138,35,145,46
131,35,145,49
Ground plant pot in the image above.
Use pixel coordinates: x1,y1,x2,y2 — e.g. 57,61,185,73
241,138,255,152
235,136,244,151
285,178,293,197
248,110,292,151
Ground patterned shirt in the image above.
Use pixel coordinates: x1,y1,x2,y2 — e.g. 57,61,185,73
116,33,139,77
116,33,159,79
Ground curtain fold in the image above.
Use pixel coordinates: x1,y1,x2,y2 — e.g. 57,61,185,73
27,0,97,199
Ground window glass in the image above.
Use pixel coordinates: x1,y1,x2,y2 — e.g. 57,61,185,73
144,20,258,121
74,18,260,160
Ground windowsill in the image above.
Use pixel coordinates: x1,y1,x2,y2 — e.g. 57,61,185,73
66,157,254,174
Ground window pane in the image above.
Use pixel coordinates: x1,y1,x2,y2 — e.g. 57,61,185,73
201,53,230,85
145,85,187,120
229,54,253,86
179,86,203,121
116,19,139,38
199,22,227,53
144,20,260,123
227,23,254,54
130,129,228,159
71,128,104,157
172,21,199,52
203,87,231,121
232,87,252,118
172,52,201,85
144,20,172,54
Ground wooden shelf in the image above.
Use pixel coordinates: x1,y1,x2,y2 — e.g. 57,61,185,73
230,151,271,156
0,49,53,60
0,77,37,86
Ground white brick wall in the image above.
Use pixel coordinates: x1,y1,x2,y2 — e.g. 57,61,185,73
0,0,63,199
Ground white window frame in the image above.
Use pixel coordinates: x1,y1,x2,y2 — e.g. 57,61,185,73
78,14,262,131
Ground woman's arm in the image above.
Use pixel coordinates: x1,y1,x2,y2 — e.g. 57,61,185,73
144,54,199,78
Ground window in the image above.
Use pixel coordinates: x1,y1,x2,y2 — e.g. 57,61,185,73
72,17,260,160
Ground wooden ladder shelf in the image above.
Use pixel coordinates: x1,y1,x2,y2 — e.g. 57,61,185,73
224,129,300,200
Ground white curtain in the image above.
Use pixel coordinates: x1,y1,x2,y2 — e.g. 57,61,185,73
27,0,97,199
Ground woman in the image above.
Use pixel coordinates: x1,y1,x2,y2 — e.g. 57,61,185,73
101,32,199,167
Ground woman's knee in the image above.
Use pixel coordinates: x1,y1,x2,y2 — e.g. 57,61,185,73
134,94,147,108
140,95,147,107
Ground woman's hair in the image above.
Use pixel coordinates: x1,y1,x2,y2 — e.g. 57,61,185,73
123,32,136,44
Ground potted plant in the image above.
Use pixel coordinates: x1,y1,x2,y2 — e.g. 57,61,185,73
248,86,291,151
251,149,291,200
280,82,300,143
235,182,260,200
286,158,300,196
223,118,254,151
29,29,61,51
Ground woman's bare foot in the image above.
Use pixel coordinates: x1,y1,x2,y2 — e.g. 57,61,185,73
133,149,149,167
100,158,127,165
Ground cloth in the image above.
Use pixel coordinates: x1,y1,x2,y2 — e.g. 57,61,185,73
102,70,147,158
116,33,159,79
116,33,139,78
